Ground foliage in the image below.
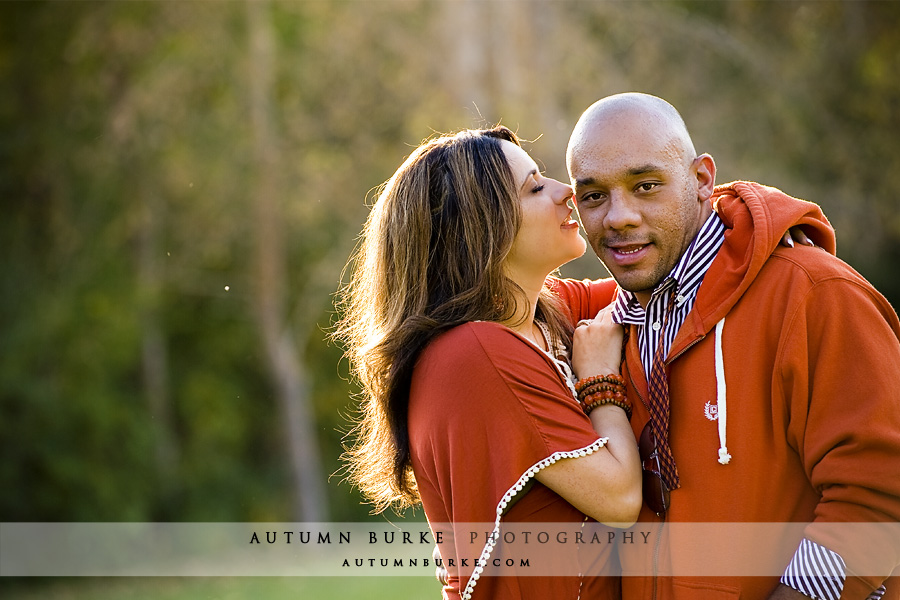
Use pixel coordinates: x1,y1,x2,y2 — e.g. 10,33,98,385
1,0,897,526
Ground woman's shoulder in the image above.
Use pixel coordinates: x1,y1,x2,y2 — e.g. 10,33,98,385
421,321,519,365
416,321,561,391
410,322,530,418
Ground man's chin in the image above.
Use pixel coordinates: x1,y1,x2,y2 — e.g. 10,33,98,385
604,268,655,295
593,253,656,294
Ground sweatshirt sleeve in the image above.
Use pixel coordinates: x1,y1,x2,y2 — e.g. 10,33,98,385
549,276,618,324
777,274,900,596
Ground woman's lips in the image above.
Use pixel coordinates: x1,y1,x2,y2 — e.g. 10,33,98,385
560,210,580,230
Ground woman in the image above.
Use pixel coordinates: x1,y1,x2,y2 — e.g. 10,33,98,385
336,126,640,600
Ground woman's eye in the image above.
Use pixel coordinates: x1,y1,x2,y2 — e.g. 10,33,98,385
531,185,545,194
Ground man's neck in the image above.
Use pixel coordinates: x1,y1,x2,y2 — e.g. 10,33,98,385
634,290,651,308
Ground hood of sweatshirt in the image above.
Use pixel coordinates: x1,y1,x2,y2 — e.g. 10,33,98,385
670,180,837,352
661,181,838,467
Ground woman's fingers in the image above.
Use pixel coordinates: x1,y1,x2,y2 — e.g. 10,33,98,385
572,306,623,378
783,226,815,248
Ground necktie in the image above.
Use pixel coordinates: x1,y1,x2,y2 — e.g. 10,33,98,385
647,288,680,490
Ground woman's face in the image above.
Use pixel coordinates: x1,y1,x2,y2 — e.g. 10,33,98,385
501,140,587,284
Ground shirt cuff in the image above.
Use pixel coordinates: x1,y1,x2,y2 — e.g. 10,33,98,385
781,538,887,600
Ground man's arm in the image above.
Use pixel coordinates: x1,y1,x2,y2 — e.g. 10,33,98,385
777,270,900,598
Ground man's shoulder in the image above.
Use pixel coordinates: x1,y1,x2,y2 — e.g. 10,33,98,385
764,244,873,290
753,246,897,327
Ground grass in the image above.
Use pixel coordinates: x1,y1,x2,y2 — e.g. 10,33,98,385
0,576,440,599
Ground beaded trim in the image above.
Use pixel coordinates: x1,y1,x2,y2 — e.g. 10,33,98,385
459,437,610,600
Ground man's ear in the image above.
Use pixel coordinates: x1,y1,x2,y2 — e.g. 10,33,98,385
694,153,716,202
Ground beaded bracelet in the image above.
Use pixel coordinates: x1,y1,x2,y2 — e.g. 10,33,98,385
581,392,627,410
578,382,624,397
578,389,625,406
576,380,626,404
575,374,630,418
575,374,626,395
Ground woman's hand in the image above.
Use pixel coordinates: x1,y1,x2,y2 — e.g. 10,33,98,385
572,305,624,379
781,226,815,248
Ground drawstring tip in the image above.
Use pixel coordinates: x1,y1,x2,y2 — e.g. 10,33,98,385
718,448,732,465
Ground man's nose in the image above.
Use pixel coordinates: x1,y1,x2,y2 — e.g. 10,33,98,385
603,192,641,230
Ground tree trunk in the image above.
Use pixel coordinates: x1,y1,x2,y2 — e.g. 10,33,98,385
441,0,492,119
137,187,179,501
246,0,327,523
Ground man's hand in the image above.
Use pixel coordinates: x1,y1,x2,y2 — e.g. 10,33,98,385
767,584,811,599
433,544,448,586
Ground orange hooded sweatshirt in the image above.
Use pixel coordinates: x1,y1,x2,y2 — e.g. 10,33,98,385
556,182,900,599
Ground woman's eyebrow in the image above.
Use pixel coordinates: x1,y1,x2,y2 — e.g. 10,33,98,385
520,168,538,192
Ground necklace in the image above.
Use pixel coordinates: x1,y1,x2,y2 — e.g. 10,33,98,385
529,321,548,351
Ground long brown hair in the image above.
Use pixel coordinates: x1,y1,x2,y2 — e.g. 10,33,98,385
335,126,573,512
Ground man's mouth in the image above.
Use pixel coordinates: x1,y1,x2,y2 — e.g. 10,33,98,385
605,241,652,266
612,245,646,254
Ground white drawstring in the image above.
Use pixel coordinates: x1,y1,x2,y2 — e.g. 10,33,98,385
714,318,732,465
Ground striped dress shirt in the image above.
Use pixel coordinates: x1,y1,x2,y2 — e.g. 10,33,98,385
610,212,884,600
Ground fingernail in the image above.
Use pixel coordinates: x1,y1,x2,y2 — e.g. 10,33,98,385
787,238,794,248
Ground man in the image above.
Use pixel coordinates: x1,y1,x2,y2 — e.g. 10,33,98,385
565,93,900,600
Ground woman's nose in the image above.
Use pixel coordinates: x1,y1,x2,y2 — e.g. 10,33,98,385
552,180,574,204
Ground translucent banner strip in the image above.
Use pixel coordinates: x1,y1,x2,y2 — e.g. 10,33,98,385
1,522,897,577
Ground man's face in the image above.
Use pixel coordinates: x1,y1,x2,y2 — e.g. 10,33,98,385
568,117,710,304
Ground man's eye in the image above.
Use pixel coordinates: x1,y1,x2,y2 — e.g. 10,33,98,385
580,192,606,205
637,182,658,192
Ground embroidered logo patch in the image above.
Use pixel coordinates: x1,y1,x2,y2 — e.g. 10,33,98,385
704,401,719,421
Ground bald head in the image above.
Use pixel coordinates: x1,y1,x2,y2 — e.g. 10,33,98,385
567,93,696,172
565,93,717,304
